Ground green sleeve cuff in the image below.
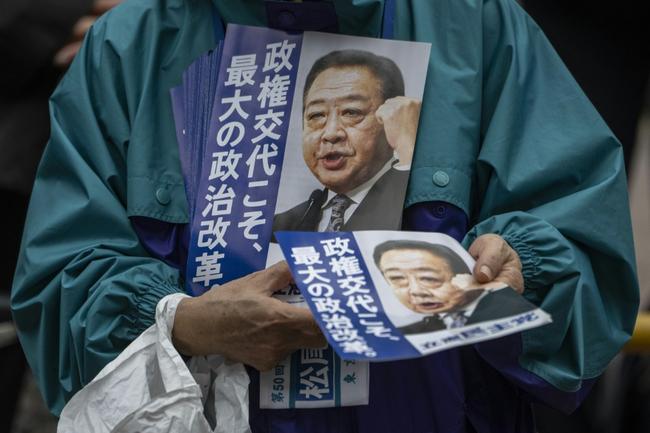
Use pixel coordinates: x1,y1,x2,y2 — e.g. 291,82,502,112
463,212,576,293
502,231,542,291
132,278,185,336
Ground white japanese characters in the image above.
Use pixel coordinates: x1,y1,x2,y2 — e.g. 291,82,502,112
290,236,402,359
193,39,297,287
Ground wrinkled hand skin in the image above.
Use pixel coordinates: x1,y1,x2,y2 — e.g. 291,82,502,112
468,234,525,294
375,96,421,166
172,261,326,371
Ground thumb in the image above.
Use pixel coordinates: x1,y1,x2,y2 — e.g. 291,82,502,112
469,235,507,284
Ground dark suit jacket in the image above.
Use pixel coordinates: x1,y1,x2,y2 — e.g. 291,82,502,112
273,168,410,233
397,288,536,335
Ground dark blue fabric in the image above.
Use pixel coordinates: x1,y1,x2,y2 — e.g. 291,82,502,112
403,201,468,243
130,216,189,272
381,0,394,39
474,333,596,414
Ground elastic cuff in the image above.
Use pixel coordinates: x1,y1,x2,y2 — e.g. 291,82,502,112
503,231,541,289
133,281,185,335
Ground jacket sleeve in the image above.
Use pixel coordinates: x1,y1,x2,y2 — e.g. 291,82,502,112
461,0,638,412
10,15,184,416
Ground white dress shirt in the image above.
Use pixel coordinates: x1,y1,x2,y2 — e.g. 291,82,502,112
317,158,409,231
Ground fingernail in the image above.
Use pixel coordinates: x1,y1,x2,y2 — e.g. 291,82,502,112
480,265,493,280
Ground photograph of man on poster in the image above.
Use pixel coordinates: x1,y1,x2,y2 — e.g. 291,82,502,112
373,239,535,335
273,48,422,233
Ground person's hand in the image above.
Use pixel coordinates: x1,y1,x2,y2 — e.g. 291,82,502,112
172,261,326,371
468,234,524,294
53,0,123,68
375,96,421,166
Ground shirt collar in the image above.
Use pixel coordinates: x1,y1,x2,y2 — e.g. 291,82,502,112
439,287,503,326
454,289,489,319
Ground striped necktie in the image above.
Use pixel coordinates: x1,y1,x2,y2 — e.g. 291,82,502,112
325,194,352,232
443,311,469,329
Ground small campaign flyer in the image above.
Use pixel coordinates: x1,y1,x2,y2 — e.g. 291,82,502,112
276,230,553,361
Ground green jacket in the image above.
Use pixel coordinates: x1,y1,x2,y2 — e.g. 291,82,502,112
11,0,638,415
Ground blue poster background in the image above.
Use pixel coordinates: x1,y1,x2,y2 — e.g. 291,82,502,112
187,25,303,295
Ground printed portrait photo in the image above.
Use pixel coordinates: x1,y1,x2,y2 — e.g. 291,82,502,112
271,33,431,237
355,232,536,336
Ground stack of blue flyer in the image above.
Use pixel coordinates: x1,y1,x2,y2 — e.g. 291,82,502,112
170,23,550,411
170,42,223,222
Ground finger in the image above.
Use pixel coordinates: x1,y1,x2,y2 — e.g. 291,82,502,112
252,359,280,372
275,303,327,347
296,320,328,348
72,16,96,40
467,235,485,259
275,300,315,323
469,236,508,284
53,42,82,68
302,330,328,348
252,261,294,296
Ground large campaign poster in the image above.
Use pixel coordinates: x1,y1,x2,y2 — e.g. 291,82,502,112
172,24,442,410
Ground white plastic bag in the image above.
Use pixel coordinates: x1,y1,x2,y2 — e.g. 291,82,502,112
58,294,251,433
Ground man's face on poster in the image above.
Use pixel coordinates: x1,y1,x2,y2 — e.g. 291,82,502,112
302,66,394,194
379,248,477,315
